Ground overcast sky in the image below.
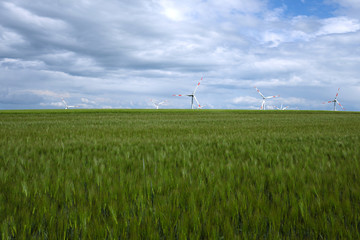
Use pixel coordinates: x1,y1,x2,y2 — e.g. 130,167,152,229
1,0,359,110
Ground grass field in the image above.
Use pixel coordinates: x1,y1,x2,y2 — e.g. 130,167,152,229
0,109,359,239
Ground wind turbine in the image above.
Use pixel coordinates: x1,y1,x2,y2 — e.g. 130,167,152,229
274,104,289,110
322,88,345,111
61,98,78,109
254,86,280,110
173,77,203,109
150,99,167,109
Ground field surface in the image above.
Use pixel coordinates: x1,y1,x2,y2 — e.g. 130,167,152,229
0,109,360,239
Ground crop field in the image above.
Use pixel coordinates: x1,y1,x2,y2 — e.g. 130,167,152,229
0,109,360,239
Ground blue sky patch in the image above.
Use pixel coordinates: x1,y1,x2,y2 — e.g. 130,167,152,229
268,0,338,18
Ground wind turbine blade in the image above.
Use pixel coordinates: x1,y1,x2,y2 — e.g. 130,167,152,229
335,88,340,99
254,86,265,98
61,98,68,109
266,95,280,99
194,96,201,108
193,77,203,94
173,94,184,97
322,101,332,104
336,100,345,110
159,100,167,105
149,99,157,108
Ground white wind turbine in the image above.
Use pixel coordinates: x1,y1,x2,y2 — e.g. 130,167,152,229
61,98,79,109
274,104,289,110
322,88,345,111
254,86,280,110
150,99,167,109
173,77,203,109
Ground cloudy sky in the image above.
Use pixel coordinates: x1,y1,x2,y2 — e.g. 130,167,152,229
1,0,359,110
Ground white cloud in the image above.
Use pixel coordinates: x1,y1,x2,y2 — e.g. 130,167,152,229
253,59,303,73
3,2,68,31
0,27,26,52
209,0,264,13
326,0,360,18
27,90,62,98
262,31,285,47
233,96,259,104
279,97,308,105
40,102,63,107
81,97,97,105
2,2,75,47
264,7,285,22
0,0,359,110
329,0,360,9
0,58,45,69
317,17,360,35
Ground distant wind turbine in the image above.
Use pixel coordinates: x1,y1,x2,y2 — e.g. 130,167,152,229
150,99,167,109
274,104,289,110
322,88,345,111
173,77,204,109
61,98,79,109
254,86,280,110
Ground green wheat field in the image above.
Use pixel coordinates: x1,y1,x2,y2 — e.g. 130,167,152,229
1,109,359,239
